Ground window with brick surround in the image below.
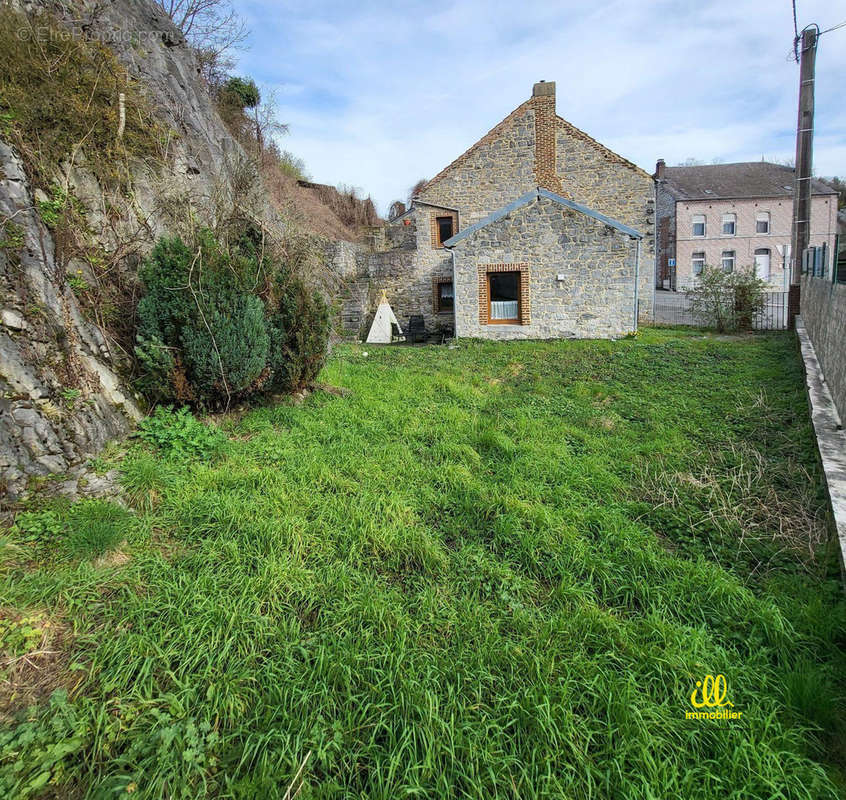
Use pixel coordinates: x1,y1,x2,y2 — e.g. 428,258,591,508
756,211,770,234
433,278,454,313
721,250,735,272
692,214,706,237
692,252,705,275
477,263,530,325
430,212,458,248
721,213,736,235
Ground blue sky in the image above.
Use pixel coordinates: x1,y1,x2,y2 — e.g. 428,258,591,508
231,0,846,214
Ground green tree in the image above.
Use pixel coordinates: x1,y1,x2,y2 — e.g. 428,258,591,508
687,266,769,332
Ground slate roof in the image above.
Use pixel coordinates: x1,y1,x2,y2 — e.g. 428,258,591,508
660,162,837,201
442,188,643,248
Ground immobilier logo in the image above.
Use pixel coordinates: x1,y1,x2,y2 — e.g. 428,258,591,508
685,674,743,721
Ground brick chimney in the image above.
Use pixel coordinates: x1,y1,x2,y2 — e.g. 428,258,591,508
532,81,562,192
655,158,666,179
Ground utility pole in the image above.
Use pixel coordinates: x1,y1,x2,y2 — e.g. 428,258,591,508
788,25,818,326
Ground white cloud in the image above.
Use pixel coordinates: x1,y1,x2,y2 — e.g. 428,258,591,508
233,0,846,213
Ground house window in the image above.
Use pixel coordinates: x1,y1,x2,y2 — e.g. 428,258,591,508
478,263,529,325
432,215,456,248
721,250,735,272
692,252,705,276
721,213,736,235
433,278,454,313
692,214,706,237
755,211,770,234
488,271,521,323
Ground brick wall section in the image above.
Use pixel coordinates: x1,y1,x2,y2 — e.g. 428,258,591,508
477,263,531,326
801,275,846,422
531,82,562,193
453,197,638,339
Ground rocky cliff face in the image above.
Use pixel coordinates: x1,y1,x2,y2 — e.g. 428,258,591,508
0,0,276,500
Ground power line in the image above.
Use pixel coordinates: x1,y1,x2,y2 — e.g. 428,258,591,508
819,19,846,35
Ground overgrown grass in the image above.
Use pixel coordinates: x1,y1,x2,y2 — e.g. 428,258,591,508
1,329,844,799
0,7,162,192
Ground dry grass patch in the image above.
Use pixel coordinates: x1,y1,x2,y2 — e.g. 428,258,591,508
0,609,75,724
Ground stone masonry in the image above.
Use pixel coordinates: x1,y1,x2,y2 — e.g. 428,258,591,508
452,196,640,339
801,274,846,423
343,80,655,340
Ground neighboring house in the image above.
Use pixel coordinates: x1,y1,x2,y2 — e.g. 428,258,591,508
362,81,655,340
654,161,838,290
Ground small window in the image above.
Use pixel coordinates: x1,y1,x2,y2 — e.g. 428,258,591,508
692,252,705,276
692,214,706,237
435,279,454,312
721,213,736,236
755,212,770,234
435,216,454,247
721,250,735,272
488,271,521,323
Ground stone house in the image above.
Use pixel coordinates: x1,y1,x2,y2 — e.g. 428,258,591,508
654,161,838,290
340,81,655,340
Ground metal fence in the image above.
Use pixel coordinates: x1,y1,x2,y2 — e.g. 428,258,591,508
650,290,789,330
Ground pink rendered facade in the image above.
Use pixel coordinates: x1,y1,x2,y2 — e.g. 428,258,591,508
674,194,837,289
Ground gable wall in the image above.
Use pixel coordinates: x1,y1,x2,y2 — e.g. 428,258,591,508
556,121,655,318
416,103,537,227
452,197,639,339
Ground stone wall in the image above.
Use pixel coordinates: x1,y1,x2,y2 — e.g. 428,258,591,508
452,196,639,339
554,119,655,318
801,275,846,423
332,208,454,338
416,102,537,226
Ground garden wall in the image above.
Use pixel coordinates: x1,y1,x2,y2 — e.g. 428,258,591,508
801,275,846,422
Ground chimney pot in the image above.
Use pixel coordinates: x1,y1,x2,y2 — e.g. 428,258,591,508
655,158,666,179
532,80,556,98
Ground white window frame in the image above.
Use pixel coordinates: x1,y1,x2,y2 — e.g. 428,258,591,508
721,250,735,272
692,214,706,238
721,213,736,236
692,251,705,276
755,211,770,234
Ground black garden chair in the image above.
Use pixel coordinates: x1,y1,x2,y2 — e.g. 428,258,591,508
407,315,427,344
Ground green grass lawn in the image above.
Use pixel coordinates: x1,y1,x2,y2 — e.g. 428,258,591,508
1,328,844,799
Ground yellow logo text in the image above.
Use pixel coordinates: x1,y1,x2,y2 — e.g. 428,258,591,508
685,674,743,721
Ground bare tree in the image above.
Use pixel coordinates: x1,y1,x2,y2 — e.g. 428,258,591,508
408,179,428,205
252,88,289,156
155,0,249,84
